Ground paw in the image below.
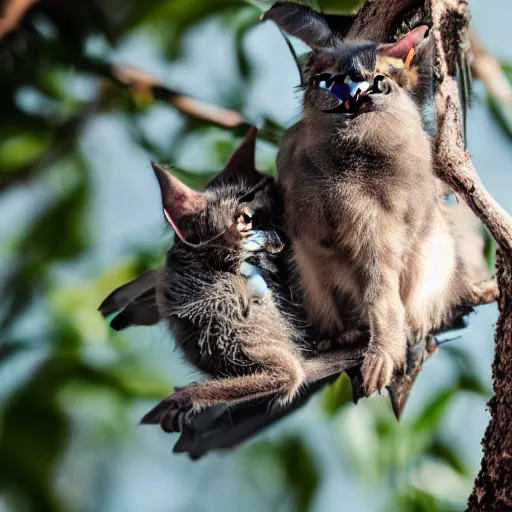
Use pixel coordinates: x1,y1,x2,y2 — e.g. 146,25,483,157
140,389,194,433
316,339,333,353
361,350,395,397
160,389,194,433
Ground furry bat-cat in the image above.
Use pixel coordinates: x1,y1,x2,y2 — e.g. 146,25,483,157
101,127,365,433
263,3,497,398
266,0,471,136
100,129,493,457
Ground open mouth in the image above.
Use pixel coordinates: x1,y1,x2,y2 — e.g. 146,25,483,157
315,74,385,115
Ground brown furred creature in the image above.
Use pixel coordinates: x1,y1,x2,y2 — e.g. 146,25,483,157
262,2,496,397
100,126,495,455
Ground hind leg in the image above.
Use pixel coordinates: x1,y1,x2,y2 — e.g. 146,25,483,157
141,346,307,432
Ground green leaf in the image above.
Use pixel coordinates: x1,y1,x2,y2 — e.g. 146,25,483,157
487,94,512,142
320,373,353,418
427,436,469,476
0,133,53,171
411,389,456,434
389,489,461,512
128,0,247,57
248,435,320,512
107,360,172,399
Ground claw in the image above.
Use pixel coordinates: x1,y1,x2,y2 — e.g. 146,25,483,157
361,350,394,397
140,389,193,433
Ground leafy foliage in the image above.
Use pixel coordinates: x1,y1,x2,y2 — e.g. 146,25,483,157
0,0,503,511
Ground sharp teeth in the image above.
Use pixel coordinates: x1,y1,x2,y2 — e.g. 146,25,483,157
349,82,360,97
344,76,352,85
319,80,327,90
349,81,370,97
358,82,370,93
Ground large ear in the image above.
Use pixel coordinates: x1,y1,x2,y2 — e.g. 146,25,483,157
151,162,207,240
378,25,429,64
207,126,263,188
261,2,335,49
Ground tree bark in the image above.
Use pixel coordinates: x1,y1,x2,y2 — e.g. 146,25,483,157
467,253,512,510
425,0,512,509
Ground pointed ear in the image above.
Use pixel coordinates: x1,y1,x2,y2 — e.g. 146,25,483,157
261,2,335,49
207,127,263,187
151,162,207,236
378,25,429,64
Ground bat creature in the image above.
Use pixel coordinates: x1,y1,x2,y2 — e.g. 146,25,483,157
262,2,497,398
100,127,365,434
100,127,494,458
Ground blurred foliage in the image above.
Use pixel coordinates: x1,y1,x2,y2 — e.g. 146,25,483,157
488,62,512,140
245,434,320,512
0,0,506,511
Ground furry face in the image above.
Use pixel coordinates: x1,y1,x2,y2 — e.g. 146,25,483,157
262,2,431,117
303,28,427,116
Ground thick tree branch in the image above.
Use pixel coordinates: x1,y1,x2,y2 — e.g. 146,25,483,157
428,0,512,509
467,254,512,510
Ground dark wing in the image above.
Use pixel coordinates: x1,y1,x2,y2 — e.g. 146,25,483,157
171,375,339,460
98,269,160,329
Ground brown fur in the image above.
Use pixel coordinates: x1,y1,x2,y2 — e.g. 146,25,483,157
137,129,364,431
275,28,479,395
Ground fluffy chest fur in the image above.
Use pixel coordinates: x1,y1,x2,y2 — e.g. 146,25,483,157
157,238,305,377
278,97,468,340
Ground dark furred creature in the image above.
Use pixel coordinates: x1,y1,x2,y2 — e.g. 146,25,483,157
100,128,364,433
100,127,495,456
262,2,497,397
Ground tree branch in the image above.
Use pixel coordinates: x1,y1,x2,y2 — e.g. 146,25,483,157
0,0,37,39
428,0,512,508
112,66,247,129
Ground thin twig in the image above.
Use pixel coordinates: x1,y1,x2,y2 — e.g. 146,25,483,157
470,30,512,107
0,0,37,39
112,66,247,129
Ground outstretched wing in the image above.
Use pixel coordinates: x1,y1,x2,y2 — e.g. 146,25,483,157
171,375,339,460
98,269,160,329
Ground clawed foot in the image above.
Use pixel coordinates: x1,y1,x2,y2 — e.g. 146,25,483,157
140,389,194,433
360,350,395,397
